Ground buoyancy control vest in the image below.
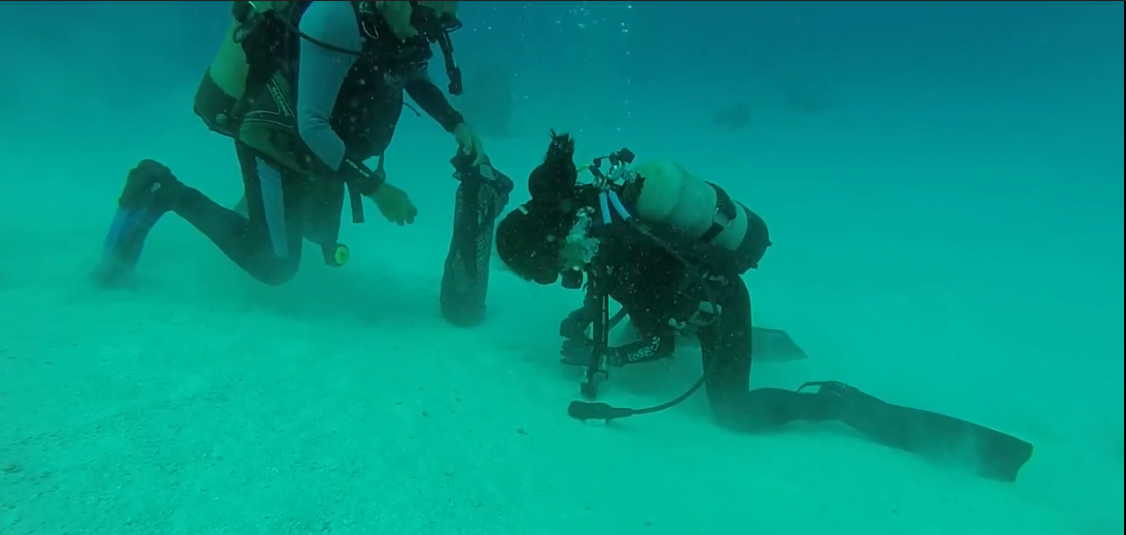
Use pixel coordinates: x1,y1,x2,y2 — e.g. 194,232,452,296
194,1,440,172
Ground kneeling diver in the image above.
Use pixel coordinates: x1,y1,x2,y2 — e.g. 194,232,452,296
494,132,1034,482
94,1,511,326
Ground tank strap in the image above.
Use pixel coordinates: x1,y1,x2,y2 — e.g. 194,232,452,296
352,2,383,40
700,183,738,243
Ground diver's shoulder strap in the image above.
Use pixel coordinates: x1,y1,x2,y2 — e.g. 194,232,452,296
699,182,737,243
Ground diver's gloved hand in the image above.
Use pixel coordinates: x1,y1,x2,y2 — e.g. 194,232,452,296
560,335,673,367
342,155,417,226
608,335,673,367
453,122,485,167
370,183,417,226
560,337,596,367
559,307,594,340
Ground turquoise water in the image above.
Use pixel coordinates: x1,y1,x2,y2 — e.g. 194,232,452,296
1,2,1122,533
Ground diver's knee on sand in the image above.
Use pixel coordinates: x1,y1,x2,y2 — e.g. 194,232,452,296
248,258,300,286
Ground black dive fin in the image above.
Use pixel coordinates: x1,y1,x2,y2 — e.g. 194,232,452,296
803,381,1034,482
751,327,808,362
878,402,1032,482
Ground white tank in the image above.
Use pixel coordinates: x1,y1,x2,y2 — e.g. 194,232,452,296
626,160,768,272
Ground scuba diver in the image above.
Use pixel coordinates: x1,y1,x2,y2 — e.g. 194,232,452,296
494,132,1034,482
95,1,512,326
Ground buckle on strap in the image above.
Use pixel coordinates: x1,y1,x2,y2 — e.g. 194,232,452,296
700,182,737,243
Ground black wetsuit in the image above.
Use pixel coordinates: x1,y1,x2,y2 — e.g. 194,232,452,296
563,225,1035,482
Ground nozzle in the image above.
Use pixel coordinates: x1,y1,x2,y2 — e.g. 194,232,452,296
567,401,634,422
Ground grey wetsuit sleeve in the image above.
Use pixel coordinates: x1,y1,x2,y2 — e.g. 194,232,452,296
296,1,362,172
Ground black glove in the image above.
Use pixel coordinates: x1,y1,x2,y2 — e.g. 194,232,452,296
559,306,594,340
610,335,673,366
560,337,595,366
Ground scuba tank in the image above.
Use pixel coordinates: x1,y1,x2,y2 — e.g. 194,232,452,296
192,17,247,136
193,1,307,138
589,155,771,277
625,161,768,272
623,161,770,275
207,18,250,101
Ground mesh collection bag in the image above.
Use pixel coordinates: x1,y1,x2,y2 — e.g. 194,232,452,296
440,154,514,326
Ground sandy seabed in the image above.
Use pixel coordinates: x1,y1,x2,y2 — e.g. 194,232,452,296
1,126,1121,535
0,229,1116,535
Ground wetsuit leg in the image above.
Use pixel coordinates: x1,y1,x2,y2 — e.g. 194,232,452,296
695,275,838,428
172,141,305,285
299,178,349,266
232,180,346,267
696,277,1033,481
